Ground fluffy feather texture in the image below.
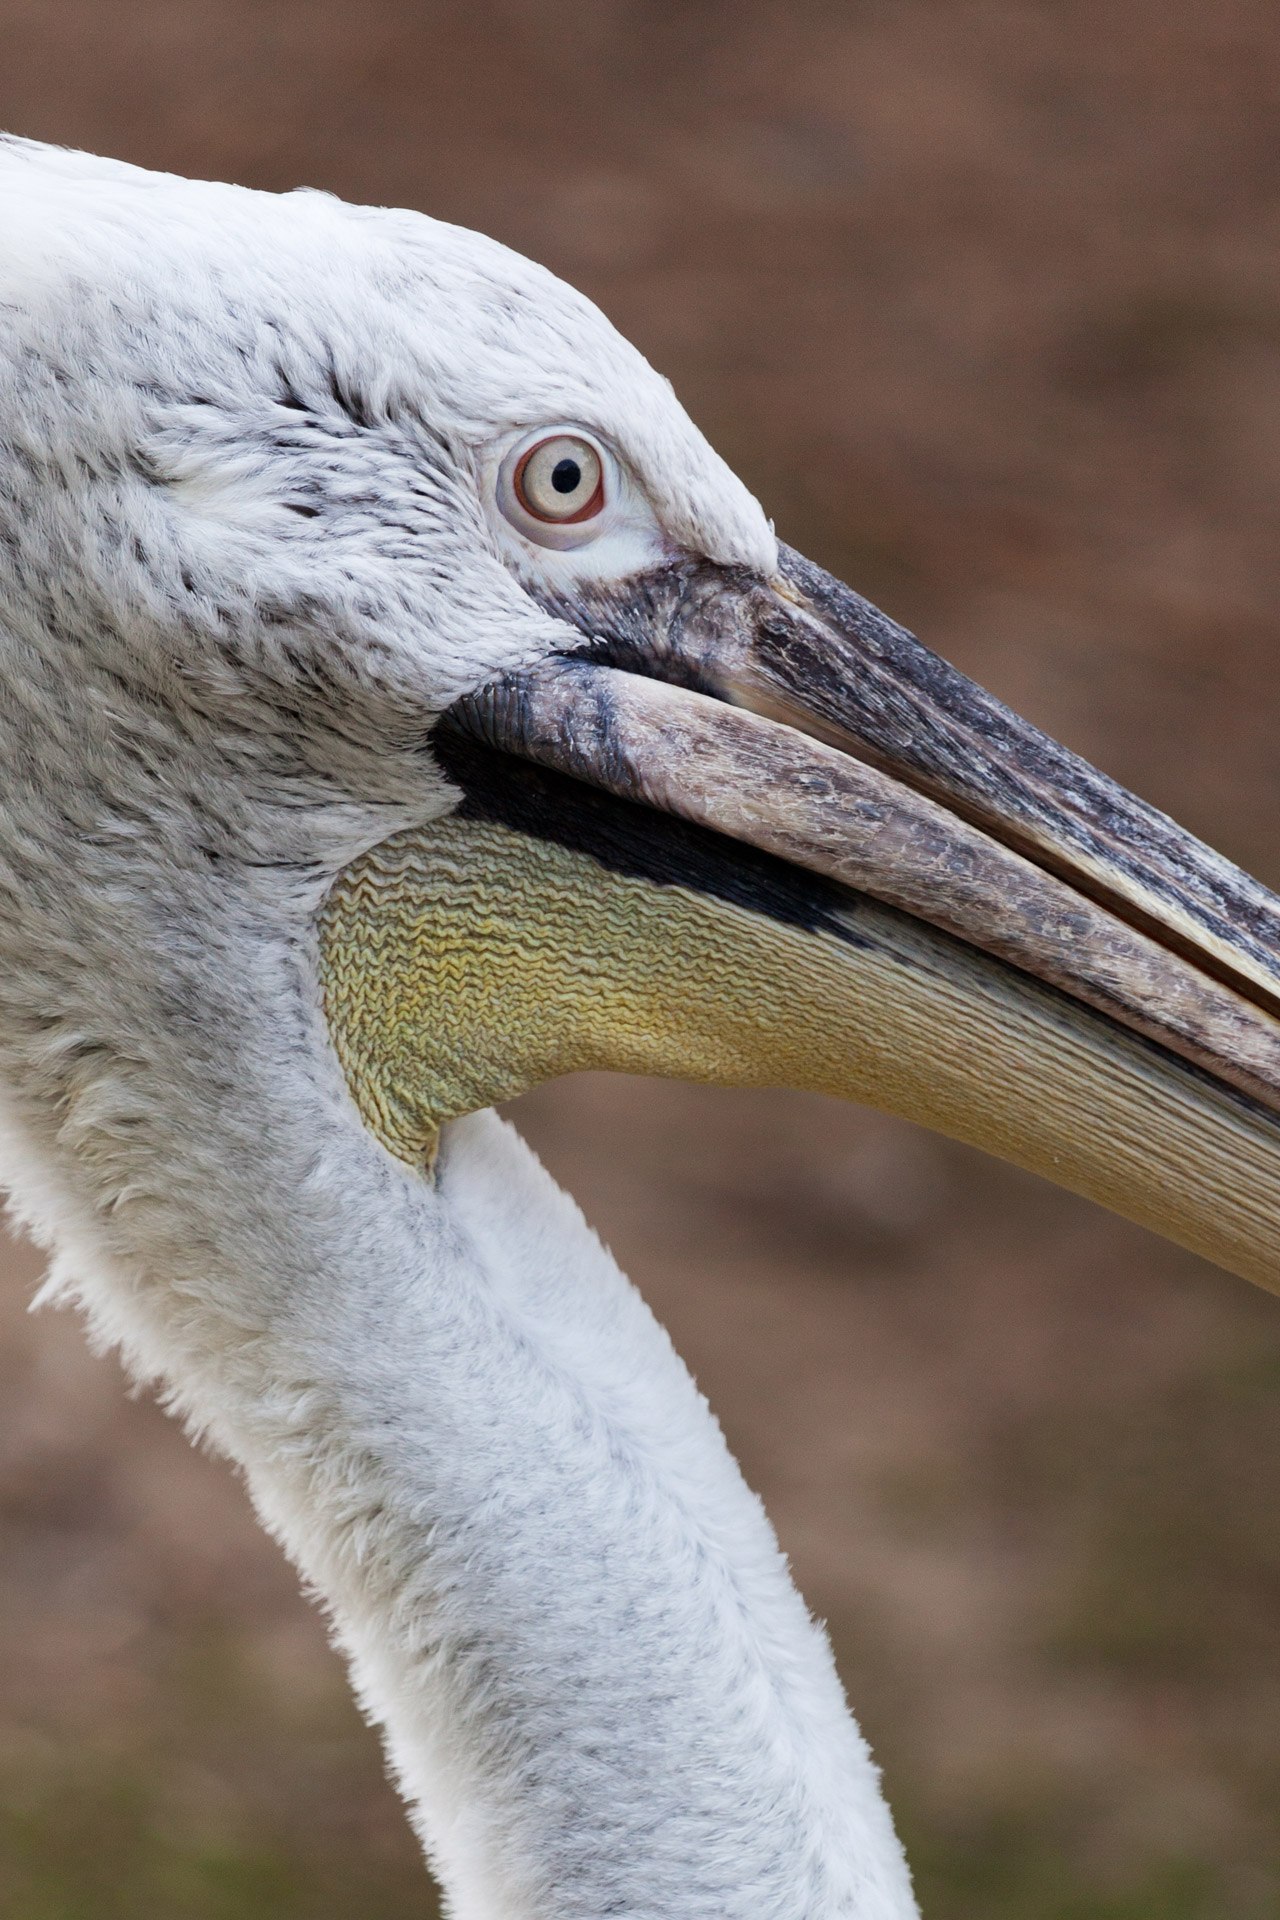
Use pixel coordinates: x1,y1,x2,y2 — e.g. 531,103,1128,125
0,135,916,1917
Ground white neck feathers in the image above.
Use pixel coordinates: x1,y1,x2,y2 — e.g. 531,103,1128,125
1,989,915,1916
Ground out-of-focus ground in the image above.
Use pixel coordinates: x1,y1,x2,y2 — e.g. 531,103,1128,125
2,2,1280,1913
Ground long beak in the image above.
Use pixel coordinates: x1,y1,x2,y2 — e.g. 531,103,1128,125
319,548,1280,1296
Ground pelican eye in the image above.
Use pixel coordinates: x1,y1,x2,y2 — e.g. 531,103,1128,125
514,434,604,523
497,430,612,547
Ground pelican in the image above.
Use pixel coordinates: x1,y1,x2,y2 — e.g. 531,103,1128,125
3,132,1280,1919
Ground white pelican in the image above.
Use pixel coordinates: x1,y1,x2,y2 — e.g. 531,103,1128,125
2,134,1280,1919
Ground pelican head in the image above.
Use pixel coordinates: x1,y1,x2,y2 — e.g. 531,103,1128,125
2,133,1279,1918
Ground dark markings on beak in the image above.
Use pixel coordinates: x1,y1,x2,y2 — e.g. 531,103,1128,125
536,546,1280,1022
433,723,870,950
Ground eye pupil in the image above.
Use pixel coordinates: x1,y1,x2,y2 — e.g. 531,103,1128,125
551,458,581,494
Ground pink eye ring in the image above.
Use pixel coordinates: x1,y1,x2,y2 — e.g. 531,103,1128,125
496,428,618,548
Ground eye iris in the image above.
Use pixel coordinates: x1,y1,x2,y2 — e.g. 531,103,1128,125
511,434,606,526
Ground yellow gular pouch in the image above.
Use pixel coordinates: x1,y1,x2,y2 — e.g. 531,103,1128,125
319,812,1280,1294
317,811,906,1166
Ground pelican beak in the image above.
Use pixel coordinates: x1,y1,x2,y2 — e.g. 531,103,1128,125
319,545,1280,1296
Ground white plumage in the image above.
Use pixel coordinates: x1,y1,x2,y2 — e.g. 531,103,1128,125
0,137,916,1917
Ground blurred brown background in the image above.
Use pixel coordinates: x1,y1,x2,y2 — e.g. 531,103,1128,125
3,3,1280,1915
